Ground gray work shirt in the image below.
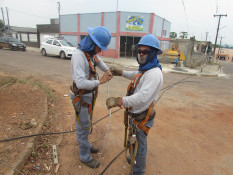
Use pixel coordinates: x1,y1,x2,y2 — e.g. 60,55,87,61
122,67,163,114
71,49,109,97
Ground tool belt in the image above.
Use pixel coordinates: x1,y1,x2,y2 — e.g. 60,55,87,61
131,109,155,122
71,82,94,96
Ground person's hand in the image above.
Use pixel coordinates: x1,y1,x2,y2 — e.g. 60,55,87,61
110,67,123,76
106,69,113,77
106,97,122,109
99,71,113,84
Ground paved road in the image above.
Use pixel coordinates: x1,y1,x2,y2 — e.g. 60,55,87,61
0,49,72,83
220,61,233,75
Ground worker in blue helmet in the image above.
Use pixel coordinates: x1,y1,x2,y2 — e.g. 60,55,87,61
106,34,163,175
70,26,113,169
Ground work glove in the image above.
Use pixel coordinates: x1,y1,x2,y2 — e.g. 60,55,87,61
106,69,113,77
106,97,122,109
99,71,113,84
110,67,123,76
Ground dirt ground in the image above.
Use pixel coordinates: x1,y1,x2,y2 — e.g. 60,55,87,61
0,67,233,175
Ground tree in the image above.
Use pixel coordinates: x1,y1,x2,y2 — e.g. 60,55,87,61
179,32,188,39
223,44,229,48
170,32,177,38
0,19,4,30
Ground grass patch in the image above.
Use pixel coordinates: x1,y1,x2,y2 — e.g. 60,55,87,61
0,76,55,103
0,76,17,87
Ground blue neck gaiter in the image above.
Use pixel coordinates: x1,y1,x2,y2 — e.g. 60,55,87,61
78,35,95,52
137,48,162,71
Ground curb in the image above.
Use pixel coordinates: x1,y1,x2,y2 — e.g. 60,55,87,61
5,97,48,175
168,70,219,77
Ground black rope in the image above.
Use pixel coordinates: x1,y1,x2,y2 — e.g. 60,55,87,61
0,75,198,175
99,148,126,175
99,75,198,174
0,108,122,143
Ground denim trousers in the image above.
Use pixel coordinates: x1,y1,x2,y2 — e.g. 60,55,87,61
129,118,155,175
70,92,93,162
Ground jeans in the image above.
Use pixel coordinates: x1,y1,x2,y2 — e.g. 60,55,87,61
129,118,155,175
70,91,93,162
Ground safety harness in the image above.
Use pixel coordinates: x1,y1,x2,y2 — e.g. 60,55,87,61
124,72,155,174
71,52,99,132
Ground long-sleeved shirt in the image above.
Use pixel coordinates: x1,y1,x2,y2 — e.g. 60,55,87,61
71,49,109,97
122,67,163,114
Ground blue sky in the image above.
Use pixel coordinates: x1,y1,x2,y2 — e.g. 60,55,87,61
0,0,232,45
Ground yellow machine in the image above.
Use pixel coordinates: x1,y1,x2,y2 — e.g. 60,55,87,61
162,49,185,64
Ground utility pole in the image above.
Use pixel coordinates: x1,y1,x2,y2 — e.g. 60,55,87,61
217,36,223,60
6,7,10,35
1,7,5,32
213,14,227,60
57,2,60,37
205,32,209,41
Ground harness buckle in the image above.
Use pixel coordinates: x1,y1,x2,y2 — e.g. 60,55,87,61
129,134,137,144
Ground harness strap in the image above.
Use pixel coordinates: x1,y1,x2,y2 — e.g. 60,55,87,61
126,74,142,96
71,52,99,131
126,73,154,135
129,102,154,135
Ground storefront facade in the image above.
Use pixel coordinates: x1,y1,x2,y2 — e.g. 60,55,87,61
60,11,171,58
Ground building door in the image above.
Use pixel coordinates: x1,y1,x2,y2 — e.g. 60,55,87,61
120,36,141,59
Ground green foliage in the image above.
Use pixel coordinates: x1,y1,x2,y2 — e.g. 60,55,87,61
0,19,4,30
179,32,188,39
170,32,177,38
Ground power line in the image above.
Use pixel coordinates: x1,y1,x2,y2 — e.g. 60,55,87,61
8,8,51,19
216,0,219,14
181,0,190,34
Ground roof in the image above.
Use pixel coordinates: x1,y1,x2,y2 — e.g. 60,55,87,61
10,26,37,33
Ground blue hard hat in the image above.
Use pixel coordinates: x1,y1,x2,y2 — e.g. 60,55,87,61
138,34,162,54
88,26,111,51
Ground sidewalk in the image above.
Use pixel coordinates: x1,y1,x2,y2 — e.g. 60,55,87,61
27,46,224,77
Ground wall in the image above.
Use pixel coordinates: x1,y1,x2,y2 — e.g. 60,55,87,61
153,15,163,37
169,38,207,68
60,14,78,33
104,12,117,33
80,13,101,32
13,32,38,47
60,11,171,58
215,48,233,62
163,20,171,38
61,35,78,46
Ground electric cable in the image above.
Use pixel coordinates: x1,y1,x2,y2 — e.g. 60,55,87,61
8,8,50,19
0,75,196,143
0,75,198,174
98,75,197,174
181,0,190,34
0,108,121,143
99,148,126,175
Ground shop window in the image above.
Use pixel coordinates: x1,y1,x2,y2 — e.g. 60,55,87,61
21,34,28,42
29,34,37,42
163,30,167,37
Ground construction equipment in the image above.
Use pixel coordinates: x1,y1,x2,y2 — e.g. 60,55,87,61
162,48,185,64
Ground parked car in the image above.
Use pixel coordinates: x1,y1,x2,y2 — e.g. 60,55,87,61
40,38,77,59
0,36,26,51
